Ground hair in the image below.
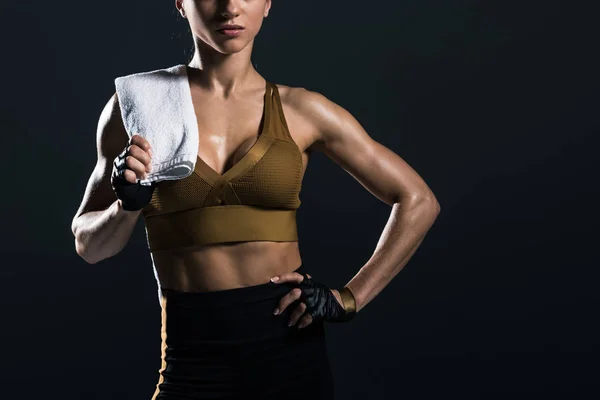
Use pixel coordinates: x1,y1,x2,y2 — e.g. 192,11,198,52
172,6,195,64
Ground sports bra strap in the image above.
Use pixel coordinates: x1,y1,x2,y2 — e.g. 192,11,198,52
268,82,295,143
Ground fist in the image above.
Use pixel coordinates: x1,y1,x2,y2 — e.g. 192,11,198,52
110,134,156,212
113,134,153,183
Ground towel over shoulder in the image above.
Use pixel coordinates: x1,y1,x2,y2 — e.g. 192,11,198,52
114,64,199,185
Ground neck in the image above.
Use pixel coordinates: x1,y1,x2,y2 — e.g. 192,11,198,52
187,39,260,97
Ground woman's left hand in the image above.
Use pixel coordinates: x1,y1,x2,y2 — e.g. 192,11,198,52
271,271,348,328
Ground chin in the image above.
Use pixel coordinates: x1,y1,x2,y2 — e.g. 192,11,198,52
213,39,253,55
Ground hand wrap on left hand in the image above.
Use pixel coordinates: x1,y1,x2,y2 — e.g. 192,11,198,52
294,272,356,323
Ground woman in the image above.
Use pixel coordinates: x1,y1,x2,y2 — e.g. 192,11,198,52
71,0,441,398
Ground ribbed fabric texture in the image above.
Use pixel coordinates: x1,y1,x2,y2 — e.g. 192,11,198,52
140,82,304,250
144,173,212,215
151,265,335,400
143,139,302,216
229,140,302,209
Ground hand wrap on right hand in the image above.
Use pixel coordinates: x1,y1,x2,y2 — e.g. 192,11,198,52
110,146,156,211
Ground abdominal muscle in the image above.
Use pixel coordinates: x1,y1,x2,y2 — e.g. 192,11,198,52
150,241,303,293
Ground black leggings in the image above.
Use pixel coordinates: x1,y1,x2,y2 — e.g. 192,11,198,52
151,264,335,400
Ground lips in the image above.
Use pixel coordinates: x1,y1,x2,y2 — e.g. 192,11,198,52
216,24,244,32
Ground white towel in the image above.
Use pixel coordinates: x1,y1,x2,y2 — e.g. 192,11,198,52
114,64,199,186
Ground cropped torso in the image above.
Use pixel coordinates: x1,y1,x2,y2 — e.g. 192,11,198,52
143,71,313,292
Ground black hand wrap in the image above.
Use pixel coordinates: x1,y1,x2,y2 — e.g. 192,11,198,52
110,146,156,212
293,272,357,323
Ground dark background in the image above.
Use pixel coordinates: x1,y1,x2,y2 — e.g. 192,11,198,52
1,1,598,398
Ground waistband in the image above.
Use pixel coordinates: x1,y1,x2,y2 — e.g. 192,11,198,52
159,264,307,308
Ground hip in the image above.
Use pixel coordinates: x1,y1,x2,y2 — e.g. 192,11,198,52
151,264,335,399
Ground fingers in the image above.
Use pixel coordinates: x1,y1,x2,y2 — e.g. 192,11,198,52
296,313,313,329
270,271,310,284
288,303,314,329
273,291,314,329
128,144,152,169
130,134,153,158
270,270,314,329
123,152,147,183
273,287,301,316
270,271,305,317
121,168,138,184
287,301,307,326
123,134,153,183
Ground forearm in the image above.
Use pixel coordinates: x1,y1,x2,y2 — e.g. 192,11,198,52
73,200,141,264
344,197,440,312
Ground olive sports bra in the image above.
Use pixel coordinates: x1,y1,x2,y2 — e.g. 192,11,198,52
141,82,303,252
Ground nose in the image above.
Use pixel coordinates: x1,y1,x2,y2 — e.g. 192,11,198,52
220,0,241,19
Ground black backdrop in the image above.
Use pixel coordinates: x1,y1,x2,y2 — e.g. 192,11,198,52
1,1,598,398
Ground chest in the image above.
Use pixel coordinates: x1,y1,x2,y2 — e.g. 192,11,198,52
191,95,262,167
188,84,314,179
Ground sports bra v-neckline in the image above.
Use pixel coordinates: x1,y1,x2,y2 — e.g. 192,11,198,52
138,64,303,251
183,66,274,186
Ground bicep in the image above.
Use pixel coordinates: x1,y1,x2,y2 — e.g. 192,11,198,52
72,92,129,222
307,91,436,205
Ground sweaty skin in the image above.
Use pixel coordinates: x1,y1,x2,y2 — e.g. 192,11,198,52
72,0,440,320
151,80,313,293
151,78,425,300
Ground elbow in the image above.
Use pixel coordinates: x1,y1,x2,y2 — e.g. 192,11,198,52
74,237,101,265
412,195,441,232
428,196,441,215
416,188,440,212
81,255,100,265
401,191,441,213
421,194,441,217
71,214,115,264
71,219,92,263
402,192,441,224
423,195,441,227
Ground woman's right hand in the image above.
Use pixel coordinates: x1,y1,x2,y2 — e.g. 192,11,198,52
110,134,156,211
114,134,153,183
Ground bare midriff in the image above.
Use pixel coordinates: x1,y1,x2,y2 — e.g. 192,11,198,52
151,241,303,292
